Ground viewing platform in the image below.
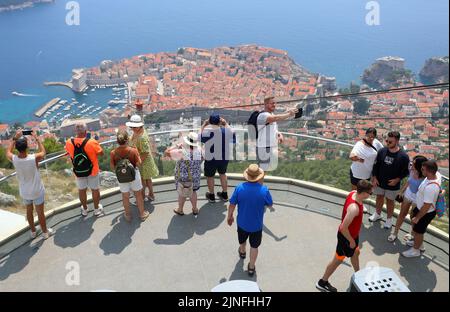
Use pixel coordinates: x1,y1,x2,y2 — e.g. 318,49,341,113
0,175,448,292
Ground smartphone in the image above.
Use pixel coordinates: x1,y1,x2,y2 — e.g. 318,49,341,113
22,130,33,136
86,132,91,139
295,107,303,119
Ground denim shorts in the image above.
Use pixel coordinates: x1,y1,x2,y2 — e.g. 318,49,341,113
23,191,45,206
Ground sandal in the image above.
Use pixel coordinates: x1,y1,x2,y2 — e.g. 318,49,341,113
173,209,185,216
247,264,256,276
192,209,199,216
238,248,246,259
140,211,150,221
387,233,397,242
147,195,155,202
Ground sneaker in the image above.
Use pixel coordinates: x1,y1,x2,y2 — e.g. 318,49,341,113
402,247,421,258
31,231,37,239
217,192,229,202
369,212,382,222
387,233,397,242
81,207,88,217
363,205,368,213
405,240,425,251
42,228,55,240
384,218,393,229
94,204,104,217
316,279,337,292
403,233,414,241
205,192,215,203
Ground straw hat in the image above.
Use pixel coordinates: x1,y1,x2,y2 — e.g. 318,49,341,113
126,115,144,128
243,164,265,182
183,132,200,147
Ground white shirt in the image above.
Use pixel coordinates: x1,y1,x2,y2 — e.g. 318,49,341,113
416,173,442,213
12,154,45,200
350,140,380,179
257,112,278,148
373,138,383,150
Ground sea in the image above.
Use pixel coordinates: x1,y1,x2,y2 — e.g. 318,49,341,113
0,0,448,124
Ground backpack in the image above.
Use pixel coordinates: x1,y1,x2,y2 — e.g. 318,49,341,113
428,182,447,218
248,111,269,140
115,149,136,183
71,138,93,177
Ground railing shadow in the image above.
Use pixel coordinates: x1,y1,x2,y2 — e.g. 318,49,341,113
0,239,43,281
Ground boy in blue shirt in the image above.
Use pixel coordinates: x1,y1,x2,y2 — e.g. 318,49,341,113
227,164,273,276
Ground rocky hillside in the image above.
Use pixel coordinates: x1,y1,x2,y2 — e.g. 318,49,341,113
419,56,449,84
362,59,414,89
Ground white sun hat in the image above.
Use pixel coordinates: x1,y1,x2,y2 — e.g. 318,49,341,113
126,115,144,128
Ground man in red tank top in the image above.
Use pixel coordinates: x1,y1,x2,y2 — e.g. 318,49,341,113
316,179,373,292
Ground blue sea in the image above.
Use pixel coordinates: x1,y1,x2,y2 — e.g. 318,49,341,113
0,0,448,124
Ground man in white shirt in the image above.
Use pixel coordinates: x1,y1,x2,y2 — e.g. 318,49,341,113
256,97,298,171
402,160,441,258
7,130,54,239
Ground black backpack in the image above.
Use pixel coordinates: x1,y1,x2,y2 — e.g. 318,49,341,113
115,150,136,183
248,111,261,140
71,138,93,177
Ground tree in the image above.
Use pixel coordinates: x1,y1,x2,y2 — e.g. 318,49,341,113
0,146,13,169
43,137,64,154
353,97,371,116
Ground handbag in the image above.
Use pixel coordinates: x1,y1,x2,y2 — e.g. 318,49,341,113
177,160,193,198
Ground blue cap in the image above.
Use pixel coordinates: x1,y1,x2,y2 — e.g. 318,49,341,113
209,114,220,125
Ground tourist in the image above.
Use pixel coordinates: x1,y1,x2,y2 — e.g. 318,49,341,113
6,130,54,239
110,130,149,222
349,128,383,190
227,164,273,276
200,114,236,203
164,132,203,216
316,180,373,292
388,155,428,243
65,122,104,217
402,160,442,258
255,97,298,171
127,115,159,202
369,131,409,229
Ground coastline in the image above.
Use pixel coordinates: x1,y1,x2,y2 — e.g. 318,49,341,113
0,0,54,13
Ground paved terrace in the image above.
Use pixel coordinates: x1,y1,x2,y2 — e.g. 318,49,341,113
0,176,448,292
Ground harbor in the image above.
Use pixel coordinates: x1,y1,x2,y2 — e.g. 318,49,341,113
34,97,61,117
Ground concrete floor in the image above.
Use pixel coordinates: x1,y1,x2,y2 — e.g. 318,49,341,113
0,181,448,292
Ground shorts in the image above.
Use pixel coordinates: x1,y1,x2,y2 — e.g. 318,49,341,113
76,175,100,190
411,208,436,234
237,227,262,249
23,191,45,206
256,147,278,172
119,169,143,193
336,232,359,260
204,161,228,177
404,187,417,205
373,186,398,201
350,169,365,186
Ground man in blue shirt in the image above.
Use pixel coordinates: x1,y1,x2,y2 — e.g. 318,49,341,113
227,164,273,276
201,114,236,203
